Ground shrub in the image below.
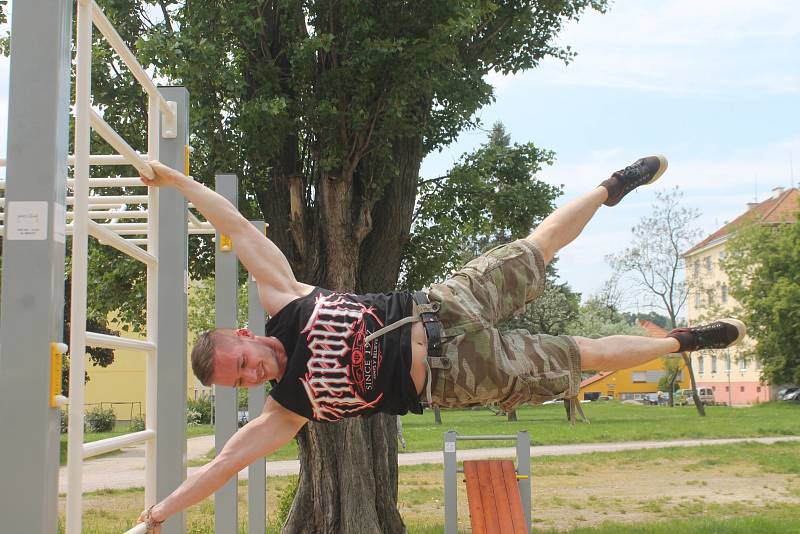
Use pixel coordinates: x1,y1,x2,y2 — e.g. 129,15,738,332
186,409,203,426
276,476,299,526
187,397,212,424
85,407,116,433
60,410,68,434
129,415,146,432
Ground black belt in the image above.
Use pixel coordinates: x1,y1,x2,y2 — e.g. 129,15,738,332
412,291,444,359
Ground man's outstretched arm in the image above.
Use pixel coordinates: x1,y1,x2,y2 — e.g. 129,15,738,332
142,162,311,315
138,398,307,529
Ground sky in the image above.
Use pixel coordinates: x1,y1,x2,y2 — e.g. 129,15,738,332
1,1,799,314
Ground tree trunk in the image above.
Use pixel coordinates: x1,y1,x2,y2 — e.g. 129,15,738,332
682,352,706,416
433,406,442,425
507,409,518,422
283,415,405,533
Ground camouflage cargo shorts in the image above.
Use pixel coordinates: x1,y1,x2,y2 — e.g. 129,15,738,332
426,239,581,410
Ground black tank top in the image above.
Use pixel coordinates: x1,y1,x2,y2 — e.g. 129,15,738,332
266,287,423,421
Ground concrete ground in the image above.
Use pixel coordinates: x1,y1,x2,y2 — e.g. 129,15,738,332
60,435,800,493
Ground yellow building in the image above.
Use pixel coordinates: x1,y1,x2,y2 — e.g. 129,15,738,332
579,320,689,401
682,186,799,405
80,327,211,422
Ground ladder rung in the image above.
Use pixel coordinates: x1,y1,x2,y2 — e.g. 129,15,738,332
85,331,155,352
83,429,155,459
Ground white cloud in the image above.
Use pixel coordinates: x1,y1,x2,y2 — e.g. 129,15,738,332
492,0,800,97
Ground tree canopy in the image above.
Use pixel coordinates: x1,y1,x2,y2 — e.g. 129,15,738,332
723,213,800,385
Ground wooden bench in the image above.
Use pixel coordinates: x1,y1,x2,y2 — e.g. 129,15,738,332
463,459,528,534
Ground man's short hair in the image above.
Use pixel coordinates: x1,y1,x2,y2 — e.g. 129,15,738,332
191,329,233,386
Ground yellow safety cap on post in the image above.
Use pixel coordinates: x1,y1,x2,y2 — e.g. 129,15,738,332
220,234,233,252
50,342,68,408
265,222,270,238
516,475,529,480
184,144,190,175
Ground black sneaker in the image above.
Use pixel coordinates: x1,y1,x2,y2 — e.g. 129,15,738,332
601,155,668,206
667,319,746,352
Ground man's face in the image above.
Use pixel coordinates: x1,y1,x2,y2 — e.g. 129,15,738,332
211,329,281,388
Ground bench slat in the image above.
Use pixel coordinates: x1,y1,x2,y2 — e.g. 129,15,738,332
464,459,527,534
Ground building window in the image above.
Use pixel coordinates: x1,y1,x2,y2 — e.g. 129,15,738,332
721,285,729,304
693,260,700,277
695,292,703,308
725,354,732,373
698,355,704,375
705,256,713,273
712,386,716,392
711,355,717,373
719,251,727,264
757,386,762,393
740,386,745,393
739,357,747,372
725,386,730,392
707,289,717,305
632,371,647,383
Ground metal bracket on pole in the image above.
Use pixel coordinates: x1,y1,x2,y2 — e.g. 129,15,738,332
161,101,177,138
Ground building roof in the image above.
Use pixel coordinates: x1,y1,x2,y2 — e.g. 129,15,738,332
683,188,800,257
638,319,668,337
580,371,614,389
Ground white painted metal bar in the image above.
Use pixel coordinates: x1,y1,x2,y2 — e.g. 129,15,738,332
188,210,204,229
67,154,147,166
0,177,146,190
81,210,149,219
85,331,157,352
82,430,155,459
87,220,157,265
89,0,175,122
89,109,155,180
123,523,149,534
66,2,92,532
145,93,160,510
0,196,148,207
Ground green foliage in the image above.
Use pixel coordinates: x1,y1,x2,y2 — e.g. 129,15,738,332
567,297,645,339
85,407,116,433
186,409,203,426
723,214,800,384
402,123,561,289
187,397,213,425
276,476,300,527
128,415,146,432
187,278,249,339
60,410,69,434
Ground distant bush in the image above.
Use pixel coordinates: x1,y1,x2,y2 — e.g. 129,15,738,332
129,415,146,432
187,397,212,424
187,409,203,426
85,407,116,433
60,411,68,434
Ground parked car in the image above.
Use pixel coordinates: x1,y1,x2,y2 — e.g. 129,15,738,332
676,388,714,406
777,386,799,400
783,390,800,401
237,410,249,427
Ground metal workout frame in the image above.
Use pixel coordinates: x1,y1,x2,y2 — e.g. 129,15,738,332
443,430,533,534
1,1,205,533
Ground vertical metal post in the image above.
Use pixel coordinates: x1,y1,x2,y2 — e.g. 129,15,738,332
215,174,239,534
247,221,267,534
516,430,532,532
443,431,458,534
155,87,190,534
0,1,72,532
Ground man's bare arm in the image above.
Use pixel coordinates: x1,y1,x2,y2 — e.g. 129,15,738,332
140,398,307,527
142,162,311,314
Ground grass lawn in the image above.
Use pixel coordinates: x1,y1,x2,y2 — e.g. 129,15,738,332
61,441,800,533
257,400,800,461
60,423,214,466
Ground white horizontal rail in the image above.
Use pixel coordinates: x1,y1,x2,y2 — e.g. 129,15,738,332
69,177,146,188
188,211,204,229
87,220,157,264
89,0,175,122
0,196,148,208
123,523,148,534
85,331,156,352
67,154,146,166
0,177,145,190
82,429,155,459
89,110,155,180
81,210,149,219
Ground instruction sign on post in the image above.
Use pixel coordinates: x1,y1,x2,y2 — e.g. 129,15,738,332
6,201,48,240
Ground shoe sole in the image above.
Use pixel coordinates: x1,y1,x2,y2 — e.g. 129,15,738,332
645,154,669,185
720,318,747,347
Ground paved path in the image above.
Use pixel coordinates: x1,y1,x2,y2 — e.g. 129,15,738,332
60,435,800,493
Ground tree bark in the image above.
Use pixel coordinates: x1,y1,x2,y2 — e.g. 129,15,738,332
682,352,706,416
284,415,405,533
